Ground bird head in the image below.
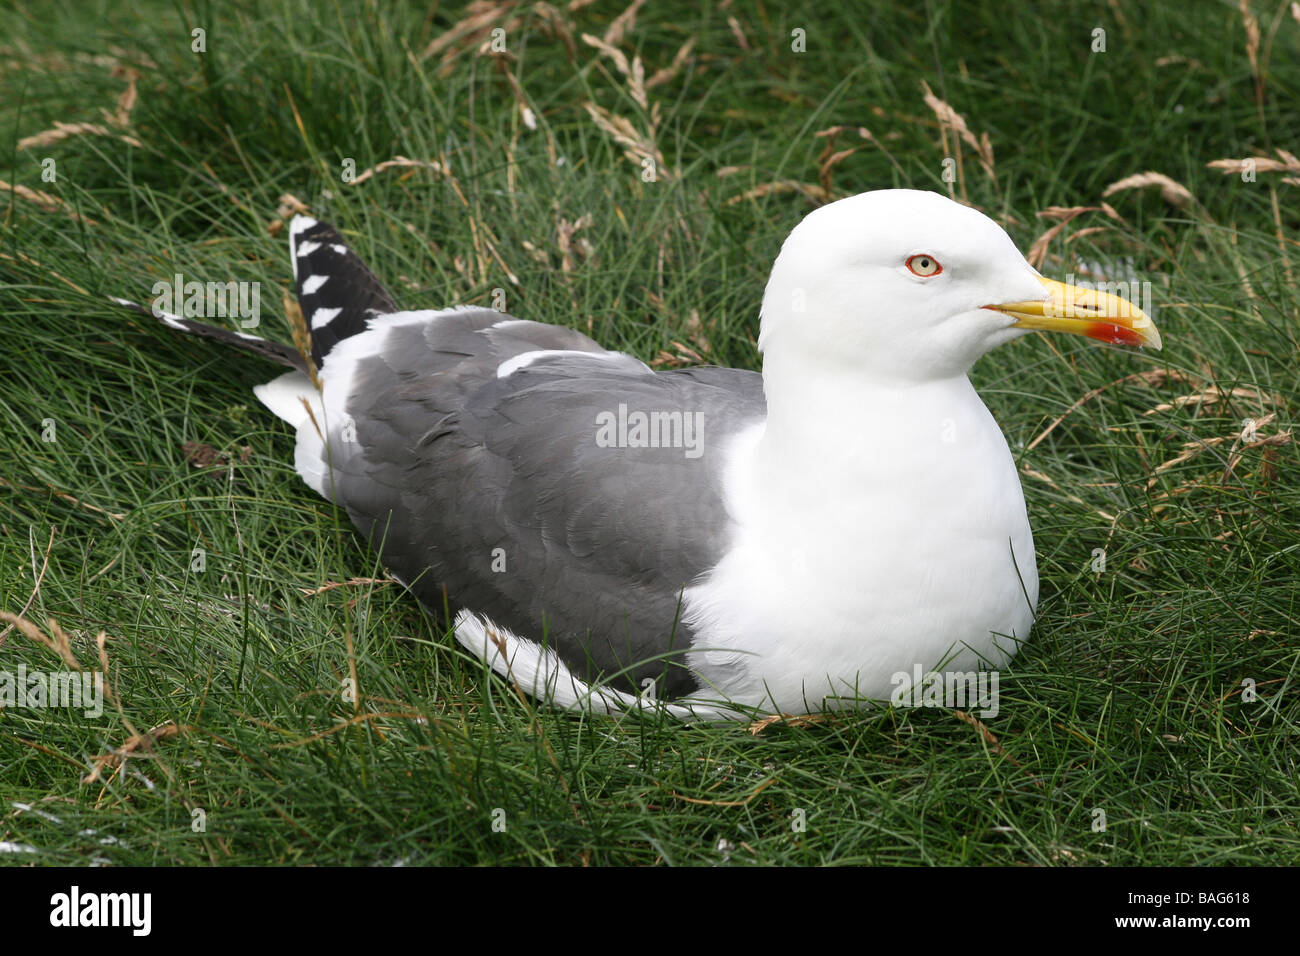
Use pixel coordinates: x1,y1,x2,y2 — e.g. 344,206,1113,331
759,189,1160,383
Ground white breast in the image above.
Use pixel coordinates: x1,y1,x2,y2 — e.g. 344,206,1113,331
683,376,1038,714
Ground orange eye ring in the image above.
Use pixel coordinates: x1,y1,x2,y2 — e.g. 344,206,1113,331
906,254,942,277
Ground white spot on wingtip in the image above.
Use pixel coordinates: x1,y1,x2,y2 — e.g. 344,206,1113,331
311,307,343,330
301,274,329,294
296,240,322,257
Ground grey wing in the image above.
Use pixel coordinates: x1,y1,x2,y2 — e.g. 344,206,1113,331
324,310,766,699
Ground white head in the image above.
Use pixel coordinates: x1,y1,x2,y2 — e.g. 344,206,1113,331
758,189,1157,385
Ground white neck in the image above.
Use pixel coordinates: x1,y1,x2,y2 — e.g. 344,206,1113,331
755,350,979,499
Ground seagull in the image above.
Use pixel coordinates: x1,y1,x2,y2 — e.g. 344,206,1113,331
119,189,1160,720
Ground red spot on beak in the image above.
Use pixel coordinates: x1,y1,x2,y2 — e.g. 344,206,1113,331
1085,322,1144,347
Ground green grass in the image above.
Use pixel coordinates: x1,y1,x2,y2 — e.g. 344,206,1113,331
1,0,1297,865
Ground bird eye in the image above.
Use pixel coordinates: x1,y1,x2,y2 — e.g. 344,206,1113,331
906,254,942,277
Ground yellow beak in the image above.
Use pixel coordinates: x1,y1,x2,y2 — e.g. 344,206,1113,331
986,276,1162,350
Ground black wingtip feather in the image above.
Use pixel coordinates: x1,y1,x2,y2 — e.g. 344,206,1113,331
110,296,308,372
289,216,400,367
